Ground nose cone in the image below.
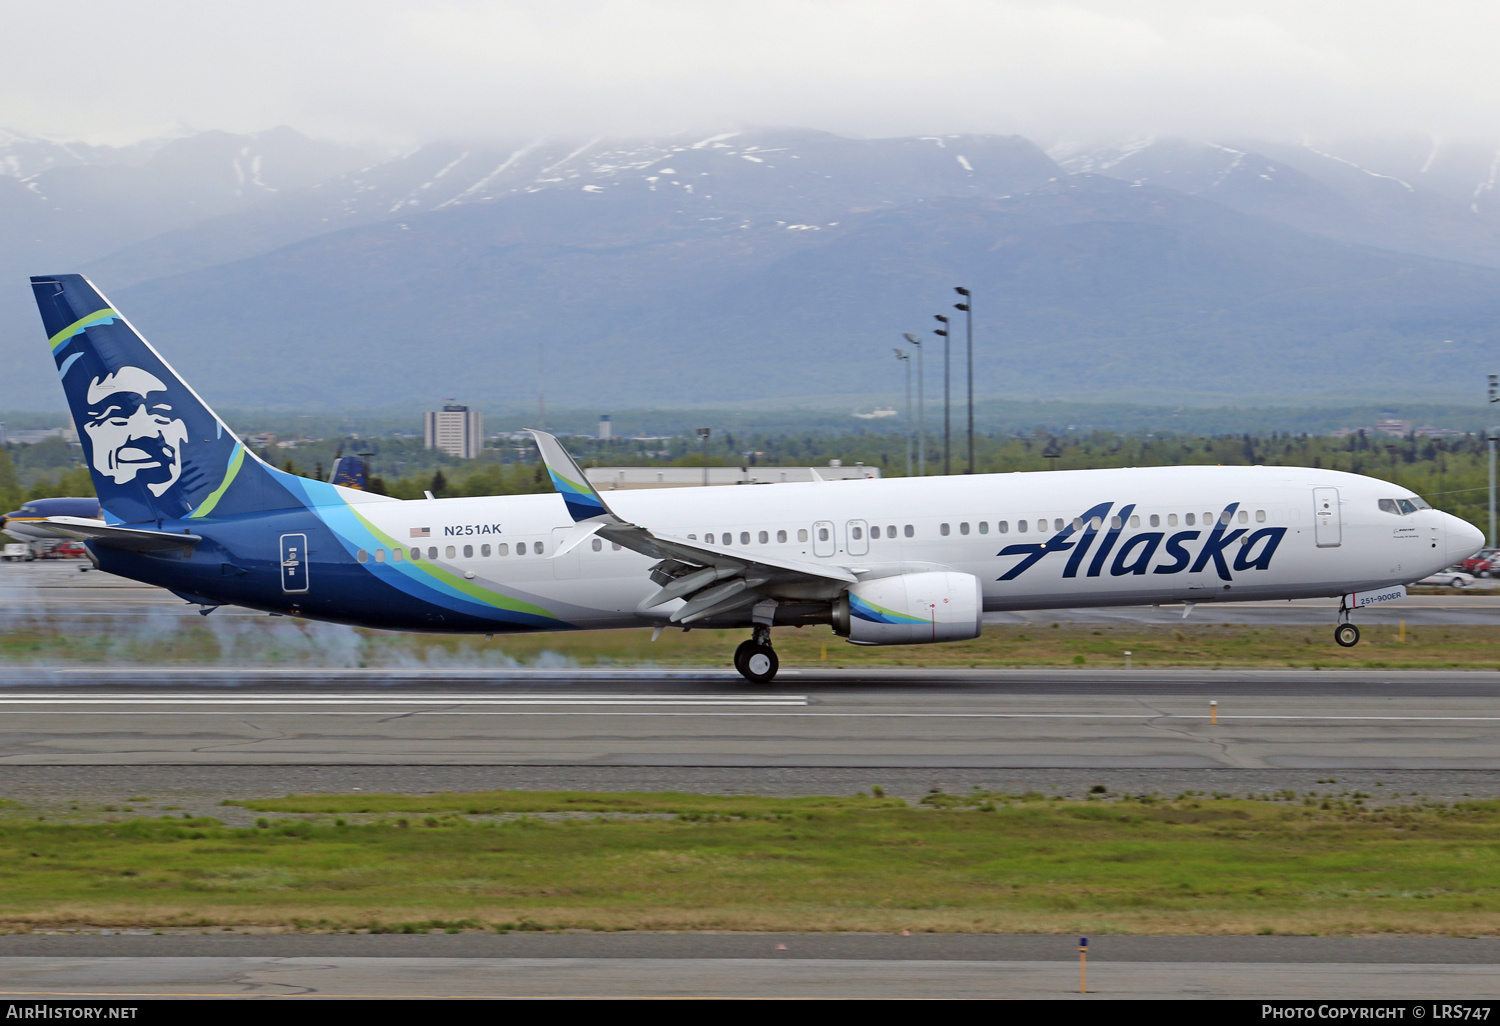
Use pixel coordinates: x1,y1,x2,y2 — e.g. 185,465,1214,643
1445,513,1486,564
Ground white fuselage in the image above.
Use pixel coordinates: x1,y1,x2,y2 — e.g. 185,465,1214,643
346,464,1482,629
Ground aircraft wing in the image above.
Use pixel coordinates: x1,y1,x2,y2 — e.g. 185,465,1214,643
528,429,854,624
43,516,201,552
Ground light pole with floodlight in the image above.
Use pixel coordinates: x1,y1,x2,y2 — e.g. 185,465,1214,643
955,287,973,474
902,333,926,475
893,348,912,477
934,313,950,475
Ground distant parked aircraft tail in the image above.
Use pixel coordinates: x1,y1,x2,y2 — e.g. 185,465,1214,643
30,274,305,524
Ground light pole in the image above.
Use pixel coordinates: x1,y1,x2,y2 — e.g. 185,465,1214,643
934,314,950,475
902,333,926,476
955,287,973,474
894,348,912,477
697,427,711,487
1489,374,1499,546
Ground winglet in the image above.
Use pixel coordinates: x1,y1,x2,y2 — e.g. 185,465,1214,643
528,429,617,523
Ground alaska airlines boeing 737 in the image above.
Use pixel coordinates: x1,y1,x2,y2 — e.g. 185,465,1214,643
30,274,1485,682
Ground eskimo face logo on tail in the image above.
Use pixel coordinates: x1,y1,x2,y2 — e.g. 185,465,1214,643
82,367,189,497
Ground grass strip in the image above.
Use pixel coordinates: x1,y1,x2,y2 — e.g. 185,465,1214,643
2,791,1499,935
229,791,906,815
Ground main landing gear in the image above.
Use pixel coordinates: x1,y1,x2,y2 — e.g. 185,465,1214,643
1333,595,1361,647
734,625,779,684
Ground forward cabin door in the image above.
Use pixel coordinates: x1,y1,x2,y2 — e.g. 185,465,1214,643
1313,487,1342,547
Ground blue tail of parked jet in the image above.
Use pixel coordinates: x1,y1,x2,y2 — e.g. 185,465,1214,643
31,274,301,525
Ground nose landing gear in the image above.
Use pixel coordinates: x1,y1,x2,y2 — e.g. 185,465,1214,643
733,625,779,684
1333,595,1361,647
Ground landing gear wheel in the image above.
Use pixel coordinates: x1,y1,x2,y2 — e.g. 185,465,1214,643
733,640,779,684
1334,623,1361,648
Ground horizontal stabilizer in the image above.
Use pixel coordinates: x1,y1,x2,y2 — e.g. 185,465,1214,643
43,516,201,552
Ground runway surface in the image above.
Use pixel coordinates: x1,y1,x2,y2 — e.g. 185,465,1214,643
0,935,1496,999
3,669,1499,772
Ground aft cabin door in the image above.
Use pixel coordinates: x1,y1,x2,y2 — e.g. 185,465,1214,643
1313,487,1341,547
279,533,309,593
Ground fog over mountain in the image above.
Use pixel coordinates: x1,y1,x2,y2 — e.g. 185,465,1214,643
3,125,1500,411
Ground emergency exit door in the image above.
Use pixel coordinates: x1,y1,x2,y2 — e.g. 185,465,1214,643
1313,488,1341,547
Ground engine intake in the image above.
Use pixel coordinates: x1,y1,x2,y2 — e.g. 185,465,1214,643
831,571,982,645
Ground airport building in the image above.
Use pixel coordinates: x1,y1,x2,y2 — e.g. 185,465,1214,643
424,404,484,459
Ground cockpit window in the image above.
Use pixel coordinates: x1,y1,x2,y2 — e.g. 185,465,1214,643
1380,497,1432,516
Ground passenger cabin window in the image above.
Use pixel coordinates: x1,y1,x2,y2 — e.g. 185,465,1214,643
817,527,830,542
798,529,809,542
427,546,438,559
1168,514,1178,527
958,522,969,535
759,531,769,544
870,526,881,539
777,530,788,543
517,542,527,555
1149,514,1160,528
357,549,368,564
1185,513,1195,526
481,544,491,557
410,548,421,561
1237,510,1249,524
1110,516,1122,530
1018,520,1028,533
978,522,989,535
851,526,863,540
375,548,386,563
904,524,914,537
392,549,402,562
462,545,472,558
1256,510,1266,523
997,521,1009,533
535,542,544,555
940,523,951,536
887,524,896,537
1129,515,1140,528
591,539,602,551
498,543,509,556
1054,519,1064,532
446,546,456,559
740,532,750,545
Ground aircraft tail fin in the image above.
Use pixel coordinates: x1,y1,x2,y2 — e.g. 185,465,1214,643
329,455,368,490
31,274,302,524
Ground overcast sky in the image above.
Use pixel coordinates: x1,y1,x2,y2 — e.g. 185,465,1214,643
2,0,1497,146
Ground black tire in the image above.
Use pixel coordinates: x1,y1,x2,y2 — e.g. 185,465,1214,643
1479,570,1491,578
734,641,778,684
1452,577,1468,589
1334,623,1360,648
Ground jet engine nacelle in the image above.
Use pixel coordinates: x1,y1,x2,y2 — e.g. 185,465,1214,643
831,571,982,645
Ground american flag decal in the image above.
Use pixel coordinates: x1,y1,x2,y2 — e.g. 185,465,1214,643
409,527,430,538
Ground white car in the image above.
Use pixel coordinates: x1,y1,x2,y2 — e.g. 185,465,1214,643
1418,570,1475,588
